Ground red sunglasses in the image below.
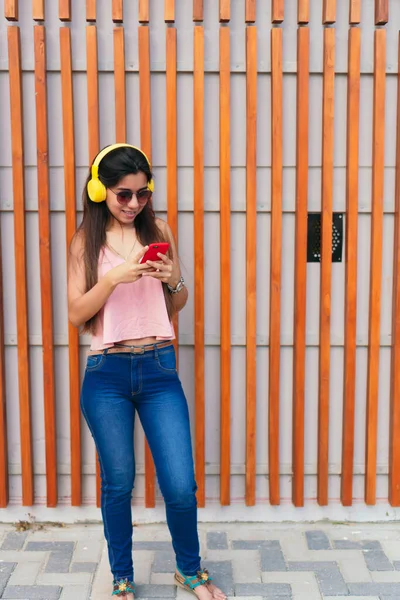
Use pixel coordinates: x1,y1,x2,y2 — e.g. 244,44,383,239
109,188,152,205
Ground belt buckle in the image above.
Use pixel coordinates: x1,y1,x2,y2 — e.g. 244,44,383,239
131,347,145,355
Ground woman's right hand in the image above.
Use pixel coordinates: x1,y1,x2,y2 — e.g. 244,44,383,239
105,246,152,287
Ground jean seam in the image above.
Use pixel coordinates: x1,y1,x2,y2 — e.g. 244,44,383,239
130,356,143,396
80,400,116,574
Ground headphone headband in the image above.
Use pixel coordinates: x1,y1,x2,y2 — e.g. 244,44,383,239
87,143,154,203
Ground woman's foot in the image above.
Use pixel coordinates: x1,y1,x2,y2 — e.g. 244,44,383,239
174,570,227,600
112,578,135,598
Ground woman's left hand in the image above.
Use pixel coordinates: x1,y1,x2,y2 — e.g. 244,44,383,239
144,253,179,286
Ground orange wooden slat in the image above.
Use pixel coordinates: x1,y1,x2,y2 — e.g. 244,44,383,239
245,0,256,23
349,0,361,24
292,26,309,508
8,26,34,506
34,25,58,508
59,0,71,21
114,28,126,143
272,0,284,23
139,0,149,22
0,223,8,507
220,0,230,22
60,26,81,506
297,0,309,23
194,26,205,507
86,25,101,506
32,0,45,21
193,0,203,22
165,0,174,22
389,34,400,507
112,0,123,22
375,0,388,25
245,26,257,506
166,27,179,362
323,0,336,24
317,27,335,507
341,27,361,507
86,0,96,21
138,25,156,508
219,26,231,506
269,27,283,506
4,0,18,20
365,29,386,506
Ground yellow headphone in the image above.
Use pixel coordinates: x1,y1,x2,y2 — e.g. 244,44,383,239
87,143,155,203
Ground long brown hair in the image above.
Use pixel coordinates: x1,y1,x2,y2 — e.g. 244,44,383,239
74,146,174,334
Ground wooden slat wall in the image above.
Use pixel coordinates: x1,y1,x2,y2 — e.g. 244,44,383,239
193,0,203,22
365,29,386,506
0,234,8,507
34,25,58,508
114,27,126,142
245,25,257,507
349,0,361,24
341,26,361,507
86,25,101,508
1,0,398,512
389,34,400,508
59,0,71,21
86,0,96,21
292,25,309,508
8,26,34,507
60,26,81,507
138,25,157,508
219,25,231,506
298,0,309,24
4,1,18,20
269,26,283,506
193,25,205,508
32,0,44,21
318,27,335,507
220,0,230,23
166,27,179,357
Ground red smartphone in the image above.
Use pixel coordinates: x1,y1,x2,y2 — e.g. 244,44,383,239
140,242,170,264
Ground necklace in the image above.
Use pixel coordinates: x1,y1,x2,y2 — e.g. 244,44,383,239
107,236,138,261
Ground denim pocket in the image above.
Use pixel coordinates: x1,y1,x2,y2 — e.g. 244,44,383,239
155,346,177,373
86,354,106,372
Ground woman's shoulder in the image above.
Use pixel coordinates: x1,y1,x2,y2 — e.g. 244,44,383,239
155,217,172,238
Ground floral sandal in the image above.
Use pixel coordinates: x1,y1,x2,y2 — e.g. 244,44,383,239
174,567,215,597
112,578,136,597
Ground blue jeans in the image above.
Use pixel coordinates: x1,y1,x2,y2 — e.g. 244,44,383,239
80,343,201,582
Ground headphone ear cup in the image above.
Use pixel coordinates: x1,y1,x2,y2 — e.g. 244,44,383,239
148,178,155,193
87,178,107,203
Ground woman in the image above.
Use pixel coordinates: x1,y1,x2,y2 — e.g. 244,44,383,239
68,144,227,600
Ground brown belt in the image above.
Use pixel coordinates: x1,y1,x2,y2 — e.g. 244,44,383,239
88,340,174,357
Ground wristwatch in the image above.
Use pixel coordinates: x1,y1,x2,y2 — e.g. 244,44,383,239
167,276,185,294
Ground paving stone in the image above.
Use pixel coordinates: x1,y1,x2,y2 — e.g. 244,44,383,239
73,541,103,563
71,562,98,573
46,550,74,573
232,551,261,583
262,571,320,600
394,561,400,570
363,549,394,572
8,561,42,586
202,560,235,596
207,532,228,550
26,542,75,553
1,532,28,551
305,531,331,551
135,542,174,552
235,583,292,597
152,551,176,573
333,540,382,550
2,585,62,599
232,540,279,551
136,584,176,597
0,562,16,596
37,572,92,585
287,561,348,596
59,584,91,600
260,543,287,572
348,582,400,595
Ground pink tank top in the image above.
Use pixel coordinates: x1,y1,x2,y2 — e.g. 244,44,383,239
90,246,175,350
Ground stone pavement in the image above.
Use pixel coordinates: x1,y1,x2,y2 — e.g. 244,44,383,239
1,522,400,599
